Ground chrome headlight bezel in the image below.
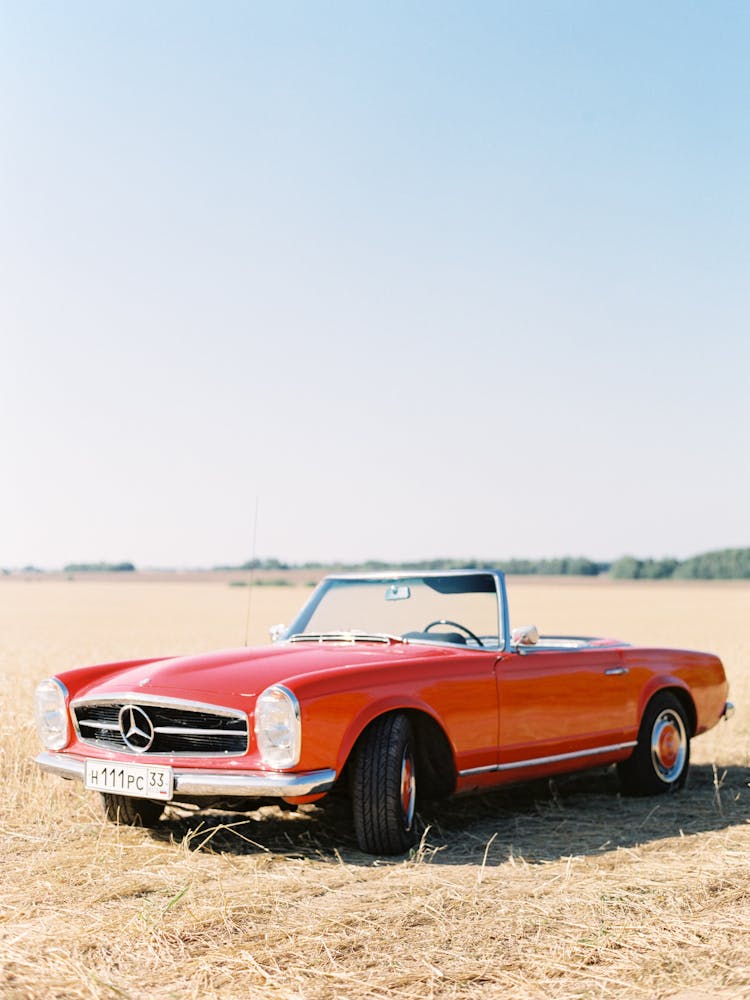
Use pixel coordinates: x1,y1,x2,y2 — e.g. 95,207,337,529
34,677,70,750
254,684,301,769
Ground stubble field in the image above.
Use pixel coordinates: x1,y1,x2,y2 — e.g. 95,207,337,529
1,575,750,999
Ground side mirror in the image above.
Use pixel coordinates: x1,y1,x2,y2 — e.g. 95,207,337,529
511,624,539,647
269,623,286,643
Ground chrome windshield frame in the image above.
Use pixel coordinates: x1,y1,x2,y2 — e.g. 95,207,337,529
283,569,510,652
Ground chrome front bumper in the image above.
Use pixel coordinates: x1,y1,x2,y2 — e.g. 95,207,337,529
35,751,337,798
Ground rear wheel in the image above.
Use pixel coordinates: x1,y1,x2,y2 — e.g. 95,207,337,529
617,693,690,796
352,713,418,855
101,793,164,828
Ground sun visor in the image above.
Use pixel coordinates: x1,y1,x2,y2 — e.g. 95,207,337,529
423,573,495,595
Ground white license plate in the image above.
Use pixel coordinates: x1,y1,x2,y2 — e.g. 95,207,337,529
84,759,173,800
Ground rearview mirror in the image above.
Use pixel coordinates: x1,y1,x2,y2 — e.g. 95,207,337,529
385,584,411,601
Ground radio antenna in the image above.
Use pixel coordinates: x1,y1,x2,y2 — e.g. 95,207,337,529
243,496,260,647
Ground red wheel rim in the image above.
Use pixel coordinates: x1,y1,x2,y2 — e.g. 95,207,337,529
650,709,687,783
658,724,679,769
400,747,416,830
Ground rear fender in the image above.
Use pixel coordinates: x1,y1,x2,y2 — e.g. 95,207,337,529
636,676,697,736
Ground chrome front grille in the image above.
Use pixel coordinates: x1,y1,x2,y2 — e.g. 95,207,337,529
72,698,249,756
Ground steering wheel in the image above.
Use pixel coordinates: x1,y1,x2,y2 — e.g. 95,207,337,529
423,620,484,647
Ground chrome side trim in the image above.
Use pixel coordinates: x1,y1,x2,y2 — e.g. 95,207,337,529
34,752,336,798
459,741,638,777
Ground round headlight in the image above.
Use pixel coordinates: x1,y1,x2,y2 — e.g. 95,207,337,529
34,678,70,750
254,685,300,768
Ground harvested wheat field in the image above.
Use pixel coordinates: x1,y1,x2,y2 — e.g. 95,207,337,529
2,575,750,999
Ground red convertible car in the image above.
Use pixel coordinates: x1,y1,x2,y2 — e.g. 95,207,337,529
35,570,732,855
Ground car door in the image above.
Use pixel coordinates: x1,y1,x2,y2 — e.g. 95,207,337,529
493,647,637,775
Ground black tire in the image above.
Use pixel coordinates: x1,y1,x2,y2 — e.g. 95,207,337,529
617,692,691,796
351,713,418,855
101,793,164,828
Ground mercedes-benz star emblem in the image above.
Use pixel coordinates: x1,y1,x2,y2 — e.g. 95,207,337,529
119,704,155,753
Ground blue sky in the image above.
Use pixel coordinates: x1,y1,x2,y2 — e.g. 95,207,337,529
2,2,748,567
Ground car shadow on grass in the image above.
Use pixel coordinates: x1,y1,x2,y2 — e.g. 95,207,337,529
148,761,750,865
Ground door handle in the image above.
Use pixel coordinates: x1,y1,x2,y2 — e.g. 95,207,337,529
604,666,628,676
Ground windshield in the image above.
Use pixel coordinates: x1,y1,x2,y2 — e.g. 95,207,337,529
285,573,502,649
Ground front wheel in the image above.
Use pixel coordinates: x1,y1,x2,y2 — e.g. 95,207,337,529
351,713,418,855
101,793,164,828
617,693,691,796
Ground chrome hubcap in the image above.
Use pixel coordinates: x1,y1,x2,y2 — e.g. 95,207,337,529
651,709,687,783
400,746,416,830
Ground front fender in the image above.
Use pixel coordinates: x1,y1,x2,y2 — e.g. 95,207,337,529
297,687,451,776
56,657,173,698
336,695,451,775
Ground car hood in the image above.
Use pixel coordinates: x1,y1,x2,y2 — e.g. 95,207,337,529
75,640,461,702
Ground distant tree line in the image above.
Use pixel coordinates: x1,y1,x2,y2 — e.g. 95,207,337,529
8,549,745,579
222,556,603,574
493,557,603,576
609,557,679,579
610,548,750,580
222,548,750,580
63,562,136,572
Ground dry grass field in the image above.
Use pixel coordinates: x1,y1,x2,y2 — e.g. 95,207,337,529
2,576,750,999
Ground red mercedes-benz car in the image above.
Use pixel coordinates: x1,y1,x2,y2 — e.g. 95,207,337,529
35,570,733,854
